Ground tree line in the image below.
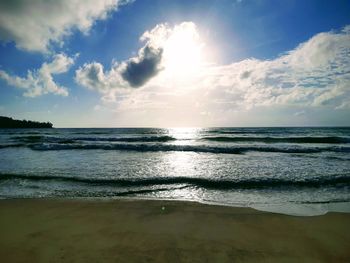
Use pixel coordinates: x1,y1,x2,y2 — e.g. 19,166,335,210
0,116,53,128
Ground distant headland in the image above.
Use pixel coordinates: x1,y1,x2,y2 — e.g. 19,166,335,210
0,116,53,128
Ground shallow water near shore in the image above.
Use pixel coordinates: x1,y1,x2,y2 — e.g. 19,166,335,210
0,127,349,215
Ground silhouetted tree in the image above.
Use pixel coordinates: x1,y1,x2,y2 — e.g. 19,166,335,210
0,116,53,128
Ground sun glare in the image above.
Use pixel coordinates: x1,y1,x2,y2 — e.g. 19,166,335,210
162,23,204,77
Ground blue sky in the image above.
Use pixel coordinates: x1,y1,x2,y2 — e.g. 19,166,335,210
0,0,349,127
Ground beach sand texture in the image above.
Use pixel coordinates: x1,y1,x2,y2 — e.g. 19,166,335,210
0,199,349,262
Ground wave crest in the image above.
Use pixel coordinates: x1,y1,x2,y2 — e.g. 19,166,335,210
1,173,349,189
28,143,350,154
204,136,350,144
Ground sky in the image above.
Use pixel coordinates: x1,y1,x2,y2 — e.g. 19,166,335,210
0,0,349,127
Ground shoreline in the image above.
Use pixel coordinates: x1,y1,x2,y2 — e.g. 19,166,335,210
1,198,349,262
2,195,350,216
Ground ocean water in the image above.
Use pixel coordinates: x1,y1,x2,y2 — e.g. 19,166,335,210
0,127,349,215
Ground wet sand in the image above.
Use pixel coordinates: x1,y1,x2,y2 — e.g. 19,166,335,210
0,199,349,262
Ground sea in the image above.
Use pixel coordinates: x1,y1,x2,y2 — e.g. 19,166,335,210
0,127,349,216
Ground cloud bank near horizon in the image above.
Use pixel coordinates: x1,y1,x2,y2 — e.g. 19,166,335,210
77,23,350,124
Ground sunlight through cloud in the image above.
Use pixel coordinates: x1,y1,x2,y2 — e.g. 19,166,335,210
162,22,204,78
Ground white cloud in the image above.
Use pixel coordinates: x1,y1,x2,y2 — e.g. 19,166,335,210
0,53,76,97
75,42,164,93
76,23,350,126
166,25,349,117
0,0,129,53
75,61,128,95
75,22,201,93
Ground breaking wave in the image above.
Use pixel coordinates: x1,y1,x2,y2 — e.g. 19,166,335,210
204,136,350,144
1,173,349,190
28,143,350,154
12,135,176,143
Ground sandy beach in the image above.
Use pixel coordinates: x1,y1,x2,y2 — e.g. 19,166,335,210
0,199,349,262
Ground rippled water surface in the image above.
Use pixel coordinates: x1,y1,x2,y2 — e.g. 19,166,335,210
0,127,349,215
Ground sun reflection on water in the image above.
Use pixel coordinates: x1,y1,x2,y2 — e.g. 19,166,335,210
166,127,202,145
156,144,205,201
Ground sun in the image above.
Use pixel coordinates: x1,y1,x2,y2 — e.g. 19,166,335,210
162,23,204,77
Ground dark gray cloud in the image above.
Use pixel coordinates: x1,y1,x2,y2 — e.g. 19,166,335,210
240,70,252,79
75,45,163,92
121,45,163,88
